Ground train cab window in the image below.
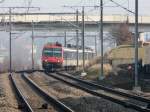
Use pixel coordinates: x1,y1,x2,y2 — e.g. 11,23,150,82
43,48,62,57
43,48,53,57
53,48,62,57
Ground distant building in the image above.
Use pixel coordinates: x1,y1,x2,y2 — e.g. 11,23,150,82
139,32,150,46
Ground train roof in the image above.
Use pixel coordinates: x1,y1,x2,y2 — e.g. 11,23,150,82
63,47,94,53
43,42,94,53
43,42,62,48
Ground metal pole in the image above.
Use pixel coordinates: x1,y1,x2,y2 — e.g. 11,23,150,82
134,0,139,88
76,10,79,70
95,36,97,56
64,31,67,47
82,6,85,72
99,0,104,80
66,54,68,71
31,20,34,70
9,8,12,74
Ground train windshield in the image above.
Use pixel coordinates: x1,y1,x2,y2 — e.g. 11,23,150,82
43,48,62,57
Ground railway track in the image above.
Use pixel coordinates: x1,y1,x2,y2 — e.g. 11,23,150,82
57,72,150,103
22,73,74,112
10,73,33,112
44,72,150,112
28,72,120,112
10,73,74,112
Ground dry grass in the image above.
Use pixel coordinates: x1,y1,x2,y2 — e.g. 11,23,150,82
85,56,101,69
85,64,112,80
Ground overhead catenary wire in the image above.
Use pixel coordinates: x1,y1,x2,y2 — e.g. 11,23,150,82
26,0,33,13
109,0,134,14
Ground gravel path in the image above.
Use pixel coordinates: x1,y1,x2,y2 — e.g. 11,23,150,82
13,73,57,112
29,72,137,112
0,73,21,112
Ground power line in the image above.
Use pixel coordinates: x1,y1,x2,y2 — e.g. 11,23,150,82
75,0,84,6
109,0,134,14
26,0,33,13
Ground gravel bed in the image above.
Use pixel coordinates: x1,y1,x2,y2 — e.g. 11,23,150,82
29,72,137,112
58,72,147,107
0,73,21,112
13,73,57,112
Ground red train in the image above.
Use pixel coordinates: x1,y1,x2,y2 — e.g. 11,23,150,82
42,42,63,70
42,42,95,70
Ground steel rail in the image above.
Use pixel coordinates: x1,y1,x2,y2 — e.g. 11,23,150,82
22,73,74,112
9,73,34,112
45,73,150,112
57,72,150,104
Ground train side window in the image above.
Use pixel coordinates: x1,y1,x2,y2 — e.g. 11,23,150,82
85,53,88,60
88,53,91,59
89,53,92,59
67,52,70,60
68,51,72,60
87,53,89,60
64,51,68,59
69,52,72,60
73,51,76,59
79,52,82,59
87,52,89,60
68,52,71,60
71,52,73,59
84,53,86,60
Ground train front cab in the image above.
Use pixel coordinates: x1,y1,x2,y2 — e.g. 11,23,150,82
42,46,63,71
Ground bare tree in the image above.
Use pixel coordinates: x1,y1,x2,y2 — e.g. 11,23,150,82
109,22,133,46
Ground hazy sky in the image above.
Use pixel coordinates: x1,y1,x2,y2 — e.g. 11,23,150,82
0,0,149,15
